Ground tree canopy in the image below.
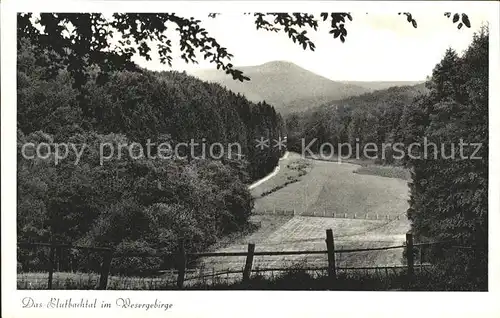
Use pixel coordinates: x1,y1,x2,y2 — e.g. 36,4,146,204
18,12,472,88
17,38,286,275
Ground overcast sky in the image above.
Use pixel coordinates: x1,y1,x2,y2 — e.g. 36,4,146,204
133,11,489,81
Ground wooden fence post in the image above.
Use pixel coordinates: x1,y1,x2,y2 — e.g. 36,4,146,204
176,239,186,289
56,246,61,272
242,243,255,284
99,250,112,290
419,244,424,273
325,229,336,281
406,232,414,289
47,242,56,290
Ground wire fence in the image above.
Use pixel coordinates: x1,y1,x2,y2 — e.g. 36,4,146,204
17,231,484,290
253,209,403,220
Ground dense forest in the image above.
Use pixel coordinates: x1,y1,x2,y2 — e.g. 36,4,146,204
407,28,488,289
286,27,488,289
17,39,285,274
286,84,427,163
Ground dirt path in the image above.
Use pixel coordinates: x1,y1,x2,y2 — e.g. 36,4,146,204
248,151,290,190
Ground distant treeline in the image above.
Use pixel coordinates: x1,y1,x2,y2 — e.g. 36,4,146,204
285,84,427,163
17,38,285,274
286,27,488,289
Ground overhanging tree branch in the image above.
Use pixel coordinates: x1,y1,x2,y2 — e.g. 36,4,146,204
17,12,472,88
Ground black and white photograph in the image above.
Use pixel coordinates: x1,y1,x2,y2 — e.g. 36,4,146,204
2,0,500,316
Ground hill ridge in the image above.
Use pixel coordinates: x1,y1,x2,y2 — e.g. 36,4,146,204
191,61,370,114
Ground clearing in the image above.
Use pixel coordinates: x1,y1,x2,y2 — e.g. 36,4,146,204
199,152,411,274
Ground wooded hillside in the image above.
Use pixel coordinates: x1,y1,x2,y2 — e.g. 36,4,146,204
17,39,285,274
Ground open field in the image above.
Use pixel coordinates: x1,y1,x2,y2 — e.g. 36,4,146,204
353,165,411,181
253,156,409,217
305,154,411,181
204,214,294,252
198,154,411,276
198,216,409,271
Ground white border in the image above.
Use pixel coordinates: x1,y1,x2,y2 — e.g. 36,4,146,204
2,1,500,318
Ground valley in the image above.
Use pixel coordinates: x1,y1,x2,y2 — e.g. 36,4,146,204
13,11,489,293
197,153,411,276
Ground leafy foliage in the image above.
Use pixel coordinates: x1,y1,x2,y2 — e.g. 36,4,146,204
445,12,471,29
406,27,488,257
286,26,488,288
18,12,471,89
17,39,285,275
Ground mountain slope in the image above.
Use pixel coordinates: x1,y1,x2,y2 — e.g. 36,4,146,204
285,83,430,156
341,81,425,91
191,61,370,114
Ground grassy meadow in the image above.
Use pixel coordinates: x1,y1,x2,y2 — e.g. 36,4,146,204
18,153,411,289
198,153,411,275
